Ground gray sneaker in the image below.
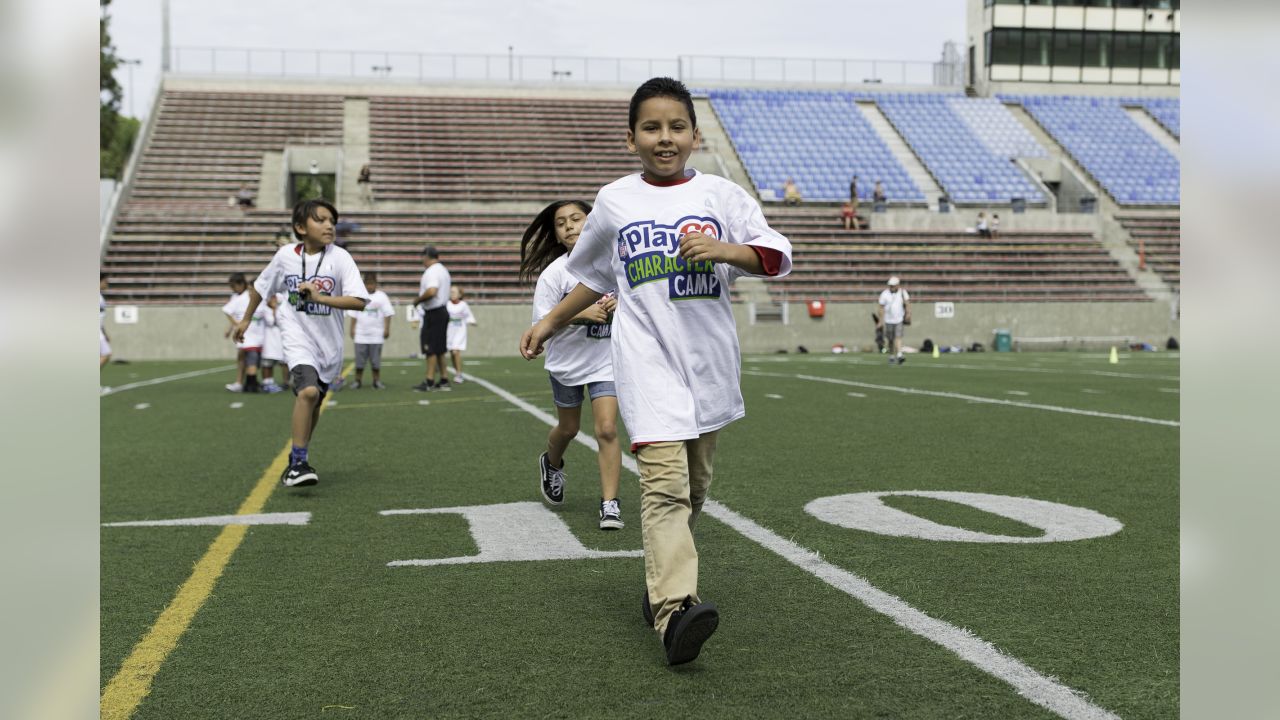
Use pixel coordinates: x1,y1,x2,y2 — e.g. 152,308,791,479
599,499,624,530
372,381,386,390
538,453,565,506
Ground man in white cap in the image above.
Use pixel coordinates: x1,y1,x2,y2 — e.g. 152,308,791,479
877,276,910,365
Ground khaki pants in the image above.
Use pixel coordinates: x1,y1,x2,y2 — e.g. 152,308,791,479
636,431,719,635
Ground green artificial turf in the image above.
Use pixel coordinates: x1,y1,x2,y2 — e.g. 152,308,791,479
102,352,1179,719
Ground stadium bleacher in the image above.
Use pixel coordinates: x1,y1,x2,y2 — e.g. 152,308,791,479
368,96,638,202
709,90,1056,206
1140,98,1180,138
103,87,1168,306
1005,95,1180,206
877,94,1047,205
763,206,1147,303
708,89,924,204
1118,213,1180,288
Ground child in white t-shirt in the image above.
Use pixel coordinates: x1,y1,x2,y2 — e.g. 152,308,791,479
221,272,273,393
520,78,792,666
234,199,369,487
519,201,623,531
444,286,477,384
348,271,394,389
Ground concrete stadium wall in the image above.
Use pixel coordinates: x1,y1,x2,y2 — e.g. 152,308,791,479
104,300,1179,362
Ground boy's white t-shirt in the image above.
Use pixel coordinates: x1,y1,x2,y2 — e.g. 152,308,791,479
533,255,613,387
221,290,272,349
565,170,792,443
353,290,395,344
253,243,368,383
263,293,286,362
446,299,478,351
878,288,910,324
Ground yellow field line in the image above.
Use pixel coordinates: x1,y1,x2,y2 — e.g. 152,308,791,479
100,363,353,720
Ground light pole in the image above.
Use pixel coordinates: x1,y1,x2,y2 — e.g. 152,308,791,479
120,58,142,117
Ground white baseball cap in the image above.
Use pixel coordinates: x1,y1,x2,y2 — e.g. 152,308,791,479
888,276,900,286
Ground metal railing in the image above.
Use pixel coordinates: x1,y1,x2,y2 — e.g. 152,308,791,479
170,47,958,87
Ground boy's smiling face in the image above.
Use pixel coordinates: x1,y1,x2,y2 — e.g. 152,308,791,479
294,205,336,248
627,96,700,183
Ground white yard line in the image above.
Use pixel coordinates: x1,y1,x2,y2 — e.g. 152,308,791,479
750,355,1178,382
101,364,237,396
745,370,1179,428
467,373,1120,720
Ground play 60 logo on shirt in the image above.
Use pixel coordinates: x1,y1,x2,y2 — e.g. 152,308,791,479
285,274,337,315
617,215,723,300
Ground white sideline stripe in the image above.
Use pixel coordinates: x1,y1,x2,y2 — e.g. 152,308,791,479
745,370,1179,428
468,373,1119,720
102,512,311,527
765,355,1178,381
706,499,1118,720
100,364,237,396
1006,390,1030,396
846,392,867,398
133,403,150,410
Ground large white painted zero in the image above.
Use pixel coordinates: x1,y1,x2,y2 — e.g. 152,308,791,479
803,491,1123,543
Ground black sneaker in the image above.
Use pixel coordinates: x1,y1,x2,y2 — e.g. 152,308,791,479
642,589,654,628
897,354,906,365
599,498,624,530
280,461,318,487
436,378,452,392
538,452,565,506
663,597,719,666
411,380,434,392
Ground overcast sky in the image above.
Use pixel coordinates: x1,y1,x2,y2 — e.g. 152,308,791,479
106,0,966,118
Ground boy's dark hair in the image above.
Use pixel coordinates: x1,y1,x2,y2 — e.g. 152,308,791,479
229,272,247,286
519,200,592,284
628,77,696,130
292,199,339,240
363,271,377,282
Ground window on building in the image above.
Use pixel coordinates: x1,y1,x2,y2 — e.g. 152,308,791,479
1086,0,1114,6
1082,31,1112,67
1170,33,1179,68
1053,30,1084,67
1023,29,1053,66
1113,32,1144,68
994,0,1024,5
991,28,1023,65
1142,32,1173,69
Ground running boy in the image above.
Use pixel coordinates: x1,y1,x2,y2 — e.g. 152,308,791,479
519,78,792,665
519,201,623,531
444,286,477,384
349,271,394,389
234,199,368,486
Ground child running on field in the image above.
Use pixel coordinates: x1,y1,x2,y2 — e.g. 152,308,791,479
222,272,273,393
520,78,792,665
444,286,477,384
348,271,394,389
234,199,369,487
519,201,624,531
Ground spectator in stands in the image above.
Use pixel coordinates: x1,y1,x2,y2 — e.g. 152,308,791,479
840,200,856,231
235,184,255,209
991,213,1001,238
520,77,792,666
348,271,394,390
357,163,372,202
849,175,859,216
233,198,370,487
873,180,886,205
410,245,452,391
783,177,802,205
976,212,990,238
445,286,477,385
518,199,622,532
100,274,112,371
877,276,911,365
